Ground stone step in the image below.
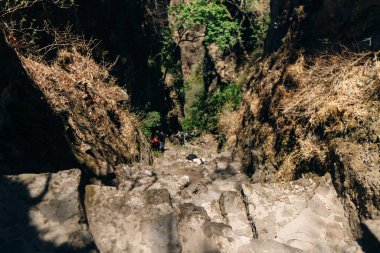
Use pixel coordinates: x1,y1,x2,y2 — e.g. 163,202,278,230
85,186,181,253
242,175,354,252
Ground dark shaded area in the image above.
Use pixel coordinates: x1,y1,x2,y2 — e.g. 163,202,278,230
358,222,380,253
0,30,79,174
74,0,174,114
75,0,179,130
265,0,380,54
165,213,182,253
0,175,97,253
4,0,180,131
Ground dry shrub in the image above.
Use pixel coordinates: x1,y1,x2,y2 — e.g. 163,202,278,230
280,51,380,135
297,137,327,162
275,50,380,180
277,136,327,181
283,54,305,87
277,151,298,181
22,49,126,114
20,48,151,176
246,0,270,18
218,109,241,149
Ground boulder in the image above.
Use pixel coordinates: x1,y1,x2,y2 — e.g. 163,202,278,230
177,203,250,253
85,186,181,253
238,239,303,253
242,176,353,251
0,169,96,252
220,191,253,237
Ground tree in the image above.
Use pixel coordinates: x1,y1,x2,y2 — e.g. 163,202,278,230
224,0,270,49
157,0,241,86
169,0,241,50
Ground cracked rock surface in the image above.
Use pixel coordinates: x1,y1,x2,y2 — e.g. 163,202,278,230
85,143,362,253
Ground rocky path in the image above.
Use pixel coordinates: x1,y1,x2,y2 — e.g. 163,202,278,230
85,142,361,253
0,141,366,253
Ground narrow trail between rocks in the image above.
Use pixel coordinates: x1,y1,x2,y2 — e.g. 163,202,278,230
84,140,362,253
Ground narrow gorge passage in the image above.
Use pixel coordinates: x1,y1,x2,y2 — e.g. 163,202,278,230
0,0,379,252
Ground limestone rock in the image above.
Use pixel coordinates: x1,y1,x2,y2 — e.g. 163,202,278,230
220,191,253,237
0,169,95,252
89,143,363,252
116,165,190,197
329,141,380,235
363,219,380,243
85,186,181,253
238,239,303,253
177,203,250,253
242,176,353,251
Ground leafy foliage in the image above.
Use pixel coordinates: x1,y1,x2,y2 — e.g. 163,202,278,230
182,84,242,133
157,27,185,104
159,28,179,69
140,111,161,138
249,13,270,49
169,0,241,49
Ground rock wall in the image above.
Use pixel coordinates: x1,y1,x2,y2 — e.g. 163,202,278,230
0,30,152,177
235,0,380,237
0,31,79,174
73,0,182,130
265,0,380,54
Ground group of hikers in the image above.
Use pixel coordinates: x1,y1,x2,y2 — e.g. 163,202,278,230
151,130,186,152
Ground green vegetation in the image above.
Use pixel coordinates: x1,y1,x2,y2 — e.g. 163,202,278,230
168,0,270,51
159,28,181,70
140,111,161,139
155,1,270,133
159,28,185,104
183,84,242,133
248,12,270,49
169,0,241,49
229,0,270,48
183,62,205,112
153,150,164,158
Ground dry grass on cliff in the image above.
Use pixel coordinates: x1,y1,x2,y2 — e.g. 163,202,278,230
280,51,379,133
277,137,328,181
20,49,126,113
276,51,380,181
20,49,150,175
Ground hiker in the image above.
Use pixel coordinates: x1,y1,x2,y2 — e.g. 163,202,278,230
179,131,185,146
151,134,160,151
172,132,180,145
159,131,166,152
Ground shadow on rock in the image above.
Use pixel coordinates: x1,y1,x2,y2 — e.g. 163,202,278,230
0,175,97,253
